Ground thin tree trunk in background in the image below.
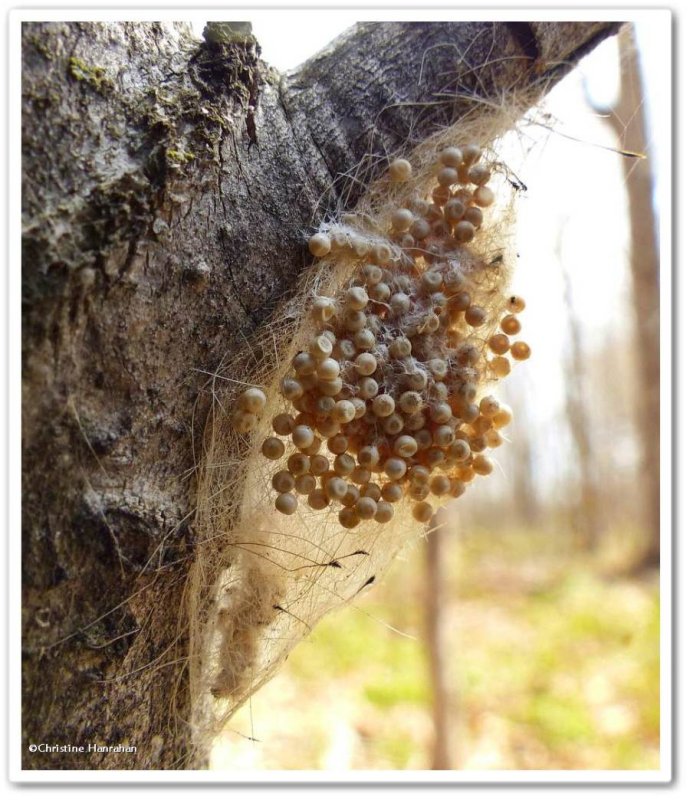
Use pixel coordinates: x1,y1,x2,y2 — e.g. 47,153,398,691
507,386,540,527
424,527,453,769
598,26,660,568
562,266,603,550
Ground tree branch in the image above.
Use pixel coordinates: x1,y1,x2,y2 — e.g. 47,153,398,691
21,19,622,769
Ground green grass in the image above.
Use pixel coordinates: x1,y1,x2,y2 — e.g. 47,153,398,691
217,526,660,770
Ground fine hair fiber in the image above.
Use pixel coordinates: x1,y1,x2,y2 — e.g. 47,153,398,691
186,73,540,762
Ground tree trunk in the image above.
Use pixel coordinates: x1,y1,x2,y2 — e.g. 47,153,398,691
21,19,622,769
597,26,660,569
423,526,453,769
561,263,603,549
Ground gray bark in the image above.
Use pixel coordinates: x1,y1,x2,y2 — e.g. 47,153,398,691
21,19,622,769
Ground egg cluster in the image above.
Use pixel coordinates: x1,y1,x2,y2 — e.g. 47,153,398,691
233,145,530,530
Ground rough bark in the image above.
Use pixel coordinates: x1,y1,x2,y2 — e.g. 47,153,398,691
21,19,622,769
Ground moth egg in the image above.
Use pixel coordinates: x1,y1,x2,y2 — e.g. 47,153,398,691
354,352,378,376
310,454,330,475
479,396,501,418
316,358,340,381
318,377,343,397
467,164,491,185
308,233,331,257
334,453,356,477
310,334,333,361
389,158,412,182
308,489,330,510
372,394,396,418
410,218,431,240
238,387,267,414
507,295,526,313
383,457,407,480
472,454,494,476
332,400,356,424
393,435,418,458
463,144,482,164
463,206,483,228
408,482,430,502
429,402,452,424
295,474,317,495
370,282,391,303
315,396,336,416
373,243,393,266
316,416,341,438
492,405,513,429
327,434,349,454
381,482,403,503
293,352,316,376
431,185,451,206
489,333,511,355
362,483,382,501
390,293,411,316
430,475,451,496
448,479,466,498
465,305,487,327
343,309,367,332
358,445,380,468
346,286,369,310
409,465,430,485
355,496,378,520
405,412,426,432
511,341,531,361
351,466,372,485
448,439,471,462
275,493,298,515
287,452,310,476
363,264,383,286
427,358,448,380
261,437,285,460
272,470,295,493
501,315,522,335
272,413,295,436
433,426,454,447
338,507,360,529
374,501,394,524
413,502,434,523
391,208,414,232
473,186,495,207
354,328,376,350
437,166,459,187
453,221,475,243
292,425,315,450
439,146,464,168
311,296,336,322
399,391,423,415
357,377,379,399
351,397,367,419
388,336,412,359
326,476,348,501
